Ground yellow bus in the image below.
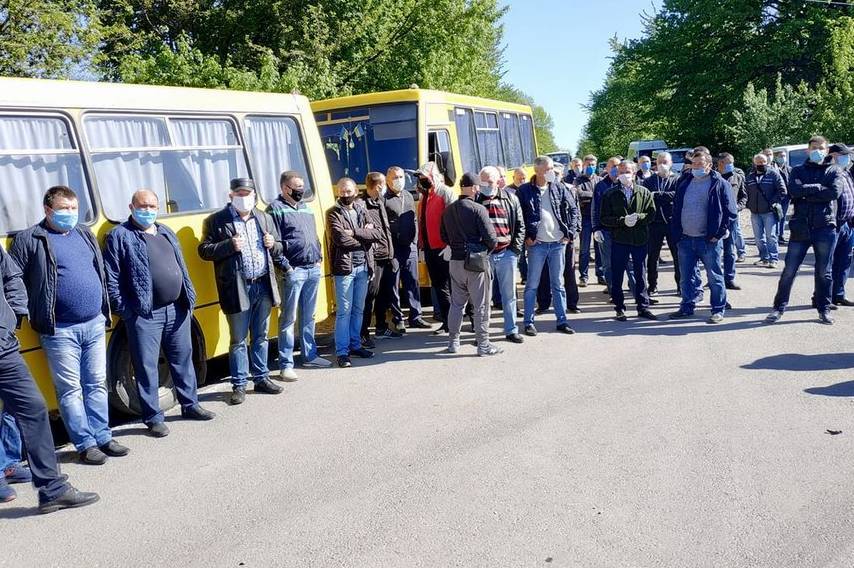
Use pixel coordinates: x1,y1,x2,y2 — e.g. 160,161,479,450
0,77,333,418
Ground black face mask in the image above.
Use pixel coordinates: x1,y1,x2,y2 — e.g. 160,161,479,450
418,177,432,191
291,189,304,202
756,165,767,174
339,195,355,206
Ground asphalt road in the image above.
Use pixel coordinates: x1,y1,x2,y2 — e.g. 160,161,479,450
3,245,854,568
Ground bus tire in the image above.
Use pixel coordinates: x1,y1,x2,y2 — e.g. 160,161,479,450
107,320,207,417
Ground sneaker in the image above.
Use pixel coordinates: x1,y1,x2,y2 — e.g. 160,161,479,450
767,261,778,269
477,344,504,356
229,388,246,405
0,478,15,503
337,355,352,368
181,405,216,421
303,356,332,368
578,279,588,288
726,281,742,290
79,446,107,466
556,324,576,335
638,310,658,321
376,328,403,339
360,335,376,349
754,259,770,267
279,368,298,382
648,288,658,296
349,347,375,359
254,378,284,395
736,254,747,263
445,342,460,354
819,312,835,325
524,324,538,337
408,318,431,329
38,486,100,514
766,309,783,323
615,310,628,322
567,307,582,314
432,325,449,335
4,463,31,484
99,440,130,457
147,422,170,438
505,333,524,344
707,312,724,324
668,310,693,319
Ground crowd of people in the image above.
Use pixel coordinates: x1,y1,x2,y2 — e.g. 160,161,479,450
1,134,852,513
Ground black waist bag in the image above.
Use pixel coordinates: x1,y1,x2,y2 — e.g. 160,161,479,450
450,203,489,272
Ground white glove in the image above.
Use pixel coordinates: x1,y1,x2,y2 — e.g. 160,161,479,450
593,230,604,244
624,213,639,228
440,246,452,261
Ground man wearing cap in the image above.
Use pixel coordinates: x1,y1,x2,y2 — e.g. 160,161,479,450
767,136,841,325
440,173,501,356
199,178,284,405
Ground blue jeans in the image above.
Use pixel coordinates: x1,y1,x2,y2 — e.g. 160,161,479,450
0,411,22,470
579,216,593,280
832,223,854,300
610,242,650,312
733,216,746,256
39,316,111,452
677,237,727,314
751,212,779,262
723,219,738,284
279,265,322,369
773,226,838,313
125,303,200,426
601,231,636,293
490,249,519,335
524,241,567,327
226,280,273,389
334,264,370,356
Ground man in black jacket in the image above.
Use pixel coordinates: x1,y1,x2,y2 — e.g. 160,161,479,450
0,244,99,513
11,186,129,465
575,154,602,286
441,173,501,356
774,149,793,244
199,178,284,404
643,151,680,295
717,153,748,289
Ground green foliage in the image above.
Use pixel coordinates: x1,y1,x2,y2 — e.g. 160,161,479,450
493,83,558,154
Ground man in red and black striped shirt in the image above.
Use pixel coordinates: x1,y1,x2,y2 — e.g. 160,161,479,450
477,166,526,343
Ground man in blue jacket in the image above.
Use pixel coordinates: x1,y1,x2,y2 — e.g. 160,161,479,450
668,150,737,323
829,145,854,307
767,137,842,324
11,186,129,464
104,190,215,437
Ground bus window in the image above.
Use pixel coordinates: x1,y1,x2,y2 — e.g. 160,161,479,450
428,129,457,187
474,110,504,169
0,115,92,234
519,114,536,164
85,115,249,219
244,116,313,203
454,108,481,175
317,103,417,185
499,113,523,167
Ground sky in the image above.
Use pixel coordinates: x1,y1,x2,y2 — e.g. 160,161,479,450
501,0,655,153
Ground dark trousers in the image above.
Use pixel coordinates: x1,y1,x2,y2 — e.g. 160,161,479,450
611,242,650,312
579,216,594,281
773,227,838,313
386,245,422,326
0,350,69,501
424,248,451,325
126,303,199,426
832,223,854,300
647,223,680,292
362,259,393,336
536,244,579,310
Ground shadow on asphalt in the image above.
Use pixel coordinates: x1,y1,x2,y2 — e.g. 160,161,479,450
742,353,854,372
804,380,854,397
0,506,39,519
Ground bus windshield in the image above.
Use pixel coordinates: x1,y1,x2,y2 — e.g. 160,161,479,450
316,103,418,185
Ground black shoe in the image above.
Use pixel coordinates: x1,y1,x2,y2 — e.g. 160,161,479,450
556,324,576,334
349,347,375,359
38,486,100,514
360,335,376,349
431,325,449,335
615,310,628,322
79,447,107,466
516,309,524,318
254,378,284,395
409,318,432,329
524,324,538,337
638,310,658,321
597,276,607,285
99,440,130,457
567,307,582,314
147,422,170,438
668,310,693,319
725,302,732,310
778,237,788,245
648,298,660,305
182,405,216,421
230,388,246,405
828,303,839,310
819,312,835,325
337,355,352,368
833,297,854,307
726,281,742,290
505,333,525,344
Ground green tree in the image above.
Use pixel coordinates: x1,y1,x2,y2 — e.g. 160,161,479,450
494,83,558,153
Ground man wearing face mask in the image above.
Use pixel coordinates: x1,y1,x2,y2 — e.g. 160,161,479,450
745,153,787,269
199,178,284,405
601,161,657,321
11,186,128,464
826,144,854,308
477,166,525,343
592,156,636,296
669,151,737,324
565,158,584,185
767,136,841,324
104,190,215,437
575,154,602,287
643,152,680,295
517,155,578,336
716,153,748,289
773,150,793,244
636,156,654,182
268,171,331,379
417,162,456,334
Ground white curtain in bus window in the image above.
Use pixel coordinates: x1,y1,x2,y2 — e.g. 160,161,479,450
519,115,536,164
244,116,312,204
85,115,248,220
0,116,91,235
453,108,481,175
499,113,524,168
474,111,504,169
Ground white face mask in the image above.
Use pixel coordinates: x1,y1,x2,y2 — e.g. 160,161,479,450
232,194,256,213
544,171,556,184
657,164,671,176
391,178,405,193
619,173,634,187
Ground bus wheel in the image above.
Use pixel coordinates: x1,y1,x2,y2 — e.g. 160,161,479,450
108,325,178,418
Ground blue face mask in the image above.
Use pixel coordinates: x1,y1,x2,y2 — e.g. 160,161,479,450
810,149,826,163
640,162,651,171
479,183,496,196
609,167,618,178
584,165,596,176
50,209,78,232
692,168,708,178
724,163,734,174
837,155,851,167
132,209,158,227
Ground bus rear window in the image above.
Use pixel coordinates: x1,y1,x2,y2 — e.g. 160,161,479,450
500,113,524,168
0,115,93,235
